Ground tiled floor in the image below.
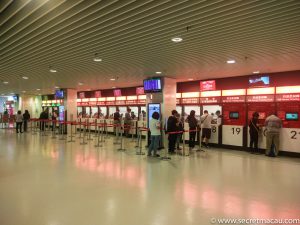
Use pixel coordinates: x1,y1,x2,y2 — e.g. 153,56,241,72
0,129,300,225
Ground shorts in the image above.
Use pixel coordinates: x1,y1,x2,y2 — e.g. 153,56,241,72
202,128,211,139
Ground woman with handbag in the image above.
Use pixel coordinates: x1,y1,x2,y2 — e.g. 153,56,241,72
249,112,260,154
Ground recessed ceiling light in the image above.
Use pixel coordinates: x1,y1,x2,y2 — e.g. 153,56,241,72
22,76,29,79
171,37,183,43
227,60,236,64
55,86,59,89
49,68,57,73
112,86,116,88
110,78,116,81
155,71,162,74
188,78,194,81
253,71,260,74
87,89,91,91
10,93,15,95
93,53,102,62
36,89,41,91
78,82,84,85
22,91,26,93
3,81,8,84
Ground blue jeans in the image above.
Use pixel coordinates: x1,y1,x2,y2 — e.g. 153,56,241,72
148,135,160,156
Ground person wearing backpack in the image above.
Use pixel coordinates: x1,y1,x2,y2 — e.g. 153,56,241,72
249,112,260,154
185,110,199,151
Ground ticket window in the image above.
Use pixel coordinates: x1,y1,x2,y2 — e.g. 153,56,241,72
119,106,127,118
91,106,99,118
184,106,201,120
129,106,139,119
202,105,222,144
108,106,117,118
99,107,107,118
202,105,222,124
77,107,82,118
176,106,183,116
85,107,91,118
140,106,146,121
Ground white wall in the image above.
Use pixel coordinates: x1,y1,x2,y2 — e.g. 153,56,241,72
19,95,42,118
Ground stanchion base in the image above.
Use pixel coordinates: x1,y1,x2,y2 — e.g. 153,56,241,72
161,156,171,160
80,142,88,145
117,149,126,151
51,136,57,139
136,152,145,155
196,149,205,152
94,144,103,147
68,140,75,142
87,138,93,141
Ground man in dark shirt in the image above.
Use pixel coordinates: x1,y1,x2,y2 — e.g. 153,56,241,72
113,109,121,136
167,110,179,154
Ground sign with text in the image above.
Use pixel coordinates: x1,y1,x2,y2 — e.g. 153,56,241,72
200,80,216,91
94,91,101,98
222,96,246,103
200,97,221,104
136,87,144,95
246,95,274,102
276,94,300,102
113,89,122,97
181,98,199,104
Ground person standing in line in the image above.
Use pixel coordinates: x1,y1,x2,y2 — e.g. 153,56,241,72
113,109,121,136
249,112,260,154
16,110,23,133
124,108,132,137
23,110,30,132
185,110,199,151
265,113,282,157
148,112,161,157
175,113,184,150
167,110,179,154
215,110,222,126
200,110,213,148
52,110,58,131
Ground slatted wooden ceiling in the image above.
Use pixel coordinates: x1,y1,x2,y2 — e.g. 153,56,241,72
0,0,300,95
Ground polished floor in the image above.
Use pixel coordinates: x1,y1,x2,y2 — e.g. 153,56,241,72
0,129,300,225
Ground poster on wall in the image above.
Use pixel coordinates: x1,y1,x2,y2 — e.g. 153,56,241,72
136,87,144,95
200,80,216,91
113,89,122,97
79,92,85,99
95,91,101,98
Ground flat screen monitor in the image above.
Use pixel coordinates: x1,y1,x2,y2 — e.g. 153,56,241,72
229,112,239,119
147,103,161,128
249,76,270,87
144,78,162,93
285,112,298,121
55,90,64,99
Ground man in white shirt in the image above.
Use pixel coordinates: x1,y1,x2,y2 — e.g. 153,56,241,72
200,110,213,148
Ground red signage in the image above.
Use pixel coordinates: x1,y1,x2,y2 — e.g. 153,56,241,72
246,95,274,102
181,98,199,104
78,102,89,106
222,96,246,103
126,100,138,105
113,89,122,97
97,101,106,106
79,92,85,99
200,97,221,104
200,80,216,91
116,100,126,105
276,94,300,102
95,91,101,98
106,101,116,105
136,87,144,95
89,101,97,106
138,99,146,104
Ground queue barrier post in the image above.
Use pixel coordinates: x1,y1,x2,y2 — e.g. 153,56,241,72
59,121,66,140
136,128,146,155
105,121,110,139
80,122,88,145
51,120,57,139
87,122,93,141
135,127,141,148
78,119,83,139
196,126,205,152
117,125,125,151
182,131,188,156
161,131,171,161
94,123,103,147
94,119,98,137
113,123,120,144
68,122,75,142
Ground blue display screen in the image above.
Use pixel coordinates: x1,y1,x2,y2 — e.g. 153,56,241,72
229,112,239,119
147,103,160,128
249,76,270,87
143,78,162,93
286,113,298,121
55,90,64,99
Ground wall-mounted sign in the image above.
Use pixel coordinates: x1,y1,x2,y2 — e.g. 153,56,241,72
95,91,101,98
79,92,85,99
222,96,246,103
276,94,300,102
200,97,221,104
136,87,144,95
181,98,199,104
246,95,274,102
200,80,216,91
113,89,122,97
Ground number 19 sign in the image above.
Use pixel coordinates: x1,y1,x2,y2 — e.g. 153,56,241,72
222,125,244,146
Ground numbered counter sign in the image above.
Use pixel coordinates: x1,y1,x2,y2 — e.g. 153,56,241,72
280,128,300,153
222,125,244,147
